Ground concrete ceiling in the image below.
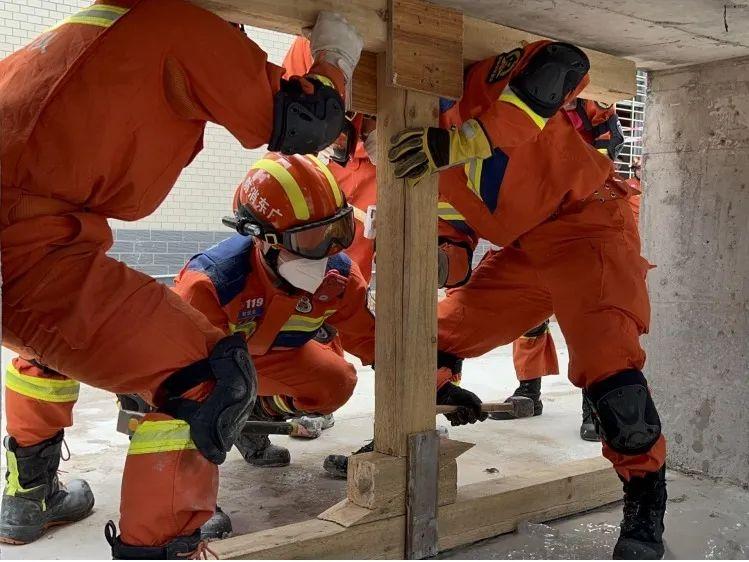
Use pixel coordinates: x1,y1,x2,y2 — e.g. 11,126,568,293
434,0,749,69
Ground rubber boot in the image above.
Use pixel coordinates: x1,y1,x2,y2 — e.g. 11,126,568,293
323,440,374,479
580,394,602,442
0,431,94,545
106,521,211,559
614,466,667,560
200,506,232,540
489,377,543,420
234,432,290,467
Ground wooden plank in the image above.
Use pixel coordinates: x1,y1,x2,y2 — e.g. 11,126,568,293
193,0,636,103
372,52,438,458
388,0,463,99
352,50,378,115
406,431,439,559
211,456,622,560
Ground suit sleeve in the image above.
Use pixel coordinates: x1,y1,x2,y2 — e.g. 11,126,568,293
172,269,231,335
327,264,375,365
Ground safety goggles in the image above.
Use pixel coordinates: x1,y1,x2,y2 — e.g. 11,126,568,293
225,205,356,260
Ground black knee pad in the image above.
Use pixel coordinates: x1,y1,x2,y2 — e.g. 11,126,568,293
586,370,661,455
157,334,258,465
437,350,463,375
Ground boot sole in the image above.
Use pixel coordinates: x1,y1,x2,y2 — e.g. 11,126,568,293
0,511,93,545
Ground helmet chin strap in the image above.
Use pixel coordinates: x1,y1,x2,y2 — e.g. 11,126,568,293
259,243,293,290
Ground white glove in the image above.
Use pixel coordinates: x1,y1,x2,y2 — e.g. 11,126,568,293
310,11,363,100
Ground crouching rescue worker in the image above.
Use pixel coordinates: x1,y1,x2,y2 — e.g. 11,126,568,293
173,153,376,466
0,0,362,556
388,40,667,559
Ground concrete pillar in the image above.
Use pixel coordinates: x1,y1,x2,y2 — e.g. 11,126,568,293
642,56,749,486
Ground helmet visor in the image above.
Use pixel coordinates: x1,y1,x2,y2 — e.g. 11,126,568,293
281,206,356,259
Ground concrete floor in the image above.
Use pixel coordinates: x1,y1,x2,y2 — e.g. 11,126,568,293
1,323,747,559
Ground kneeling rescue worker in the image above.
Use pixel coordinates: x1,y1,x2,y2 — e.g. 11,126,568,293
388,40,667,559
0,0,362,557
173,153,377,467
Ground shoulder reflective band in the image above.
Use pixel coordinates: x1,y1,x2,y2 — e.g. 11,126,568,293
5,364,80,403
499,89,549,130
306,154,344,207
50,4,128,31
438,202,465,221
127,419,196,455
252,159,311,220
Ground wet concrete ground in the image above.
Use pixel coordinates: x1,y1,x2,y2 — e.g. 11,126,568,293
1,323,747,559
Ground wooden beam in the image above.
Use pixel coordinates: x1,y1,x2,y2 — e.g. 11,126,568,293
193,0,636,103
372,51,438,458
210,456,623,559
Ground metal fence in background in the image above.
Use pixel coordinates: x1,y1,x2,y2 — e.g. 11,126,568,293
615,70,647,178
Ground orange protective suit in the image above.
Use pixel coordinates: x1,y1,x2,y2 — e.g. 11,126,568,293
283,36,377,282
173,235,375,417
435,42,665,480
626,176,642,226
0,0,343,547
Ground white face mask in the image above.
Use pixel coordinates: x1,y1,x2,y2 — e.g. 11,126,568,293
363,129,377,164
276,250,329,294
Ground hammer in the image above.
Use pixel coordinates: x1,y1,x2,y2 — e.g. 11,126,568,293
436,397,535,419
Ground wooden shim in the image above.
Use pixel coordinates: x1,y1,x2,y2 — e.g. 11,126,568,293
211,456,622,560
373,52,438,458
406,431,439,559
388,0,463,99
194,0,636,103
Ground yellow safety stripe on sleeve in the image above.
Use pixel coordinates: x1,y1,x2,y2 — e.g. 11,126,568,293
50,4,129,31
308,74,335,89
5,364,80,403
437,202,465,221
281,311,337,333
352,205,367,223
597,148,609,155
464,158,484,197
273,395,295,415
252,159,310,220
449,119,493,164
499,90,549,130
127,419,196,456
306,154,343,207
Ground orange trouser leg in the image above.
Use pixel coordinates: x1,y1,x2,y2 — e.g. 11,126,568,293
2,227,226,546
524,198,665,479
512,324,560,381
252,340,358,416
4,357,78,446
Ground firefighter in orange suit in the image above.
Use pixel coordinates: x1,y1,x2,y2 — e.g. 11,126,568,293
0,0,362,555
283,36,378,282
388,41,667,559
173,154,376,467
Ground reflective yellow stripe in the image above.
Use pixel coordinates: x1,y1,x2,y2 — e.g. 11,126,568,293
273,395,294,414
499,90,548,130
352,205,367,223
5,364,80,403
309,74,335,89
50,4,128,31
438,202,465,221
252,159,310,220
597,148,609,155
464,158,483,197
127,419,196,456
306,154,343,207
281,312,336,333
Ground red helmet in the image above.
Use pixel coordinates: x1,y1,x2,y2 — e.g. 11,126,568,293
231,153,355,259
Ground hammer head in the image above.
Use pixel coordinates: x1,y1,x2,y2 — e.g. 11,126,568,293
506,395,535,418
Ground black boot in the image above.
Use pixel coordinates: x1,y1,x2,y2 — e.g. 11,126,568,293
323,440,374,479
234,432,290,467
580,394,601,441
490,377,543,420
0,431,94,544
614,466,667,560
200,506,232,540
106,521,207,559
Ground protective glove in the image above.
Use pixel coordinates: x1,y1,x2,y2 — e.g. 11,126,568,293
437,382,488,426
437,241,472,289
310,11,364,101
388,119,492,186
